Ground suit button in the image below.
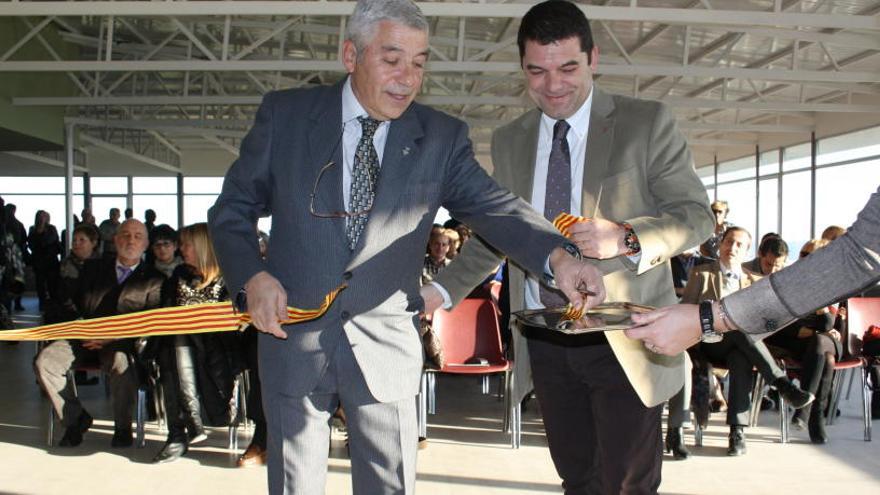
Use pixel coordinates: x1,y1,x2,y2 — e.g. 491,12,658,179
342,271,352,280
341,311,350,321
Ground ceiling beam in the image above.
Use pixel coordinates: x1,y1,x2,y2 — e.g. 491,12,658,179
2,60,877,84
1,3,877,30
1,151,89,173
79,134,181,173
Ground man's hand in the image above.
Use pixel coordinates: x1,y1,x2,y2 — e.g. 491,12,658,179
625,305,702,355
420,284,444,316
548,247,606,311
244,271,289,340
82,339,112,350
567,218,626,259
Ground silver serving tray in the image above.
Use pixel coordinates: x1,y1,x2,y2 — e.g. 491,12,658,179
513,302,654,335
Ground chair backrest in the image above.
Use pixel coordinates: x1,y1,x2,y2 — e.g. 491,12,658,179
431,298,504,365
845,297,880,358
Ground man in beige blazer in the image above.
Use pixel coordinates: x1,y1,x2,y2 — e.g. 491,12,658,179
423,2,712,493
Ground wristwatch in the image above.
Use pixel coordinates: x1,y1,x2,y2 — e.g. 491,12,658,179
619,222,641,256
561,242,582,261
699,300,723,343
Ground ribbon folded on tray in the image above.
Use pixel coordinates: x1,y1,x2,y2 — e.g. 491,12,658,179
0,284,346,342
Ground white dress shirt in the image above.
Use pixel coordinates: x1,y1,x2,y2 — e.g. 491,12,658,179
341,77,390,211
523,89,593,311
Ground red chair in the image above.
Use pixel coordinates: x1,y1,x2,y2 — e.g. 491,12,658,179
425,298,519,447
833,297,879,441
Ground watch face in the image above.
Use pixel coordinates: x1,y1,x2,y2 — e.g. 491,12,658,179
702,332,723,344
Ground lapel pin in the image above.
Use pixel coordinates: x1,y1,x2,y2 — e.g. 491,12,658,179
402,147,410,156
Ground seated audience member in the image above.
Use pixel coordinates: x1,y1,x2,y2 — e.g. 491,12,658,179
742,234,787,276
670,247,710,298
238,230,269,468
34,219,164,448
444,228,461,260
152,223,236,463
422,228,454,284
150,225,182,278
821,225,846,242
682,227,813,456
700,200,733,259
443,218,472,255
58,224,100,288
766,239,840,443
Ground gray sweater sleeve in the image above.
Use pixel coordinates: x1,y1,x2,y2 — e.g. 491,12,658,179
723,186,880,335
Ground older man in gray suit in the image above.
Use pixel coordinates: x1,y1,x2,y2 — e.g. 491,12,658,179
425,2,712,493
208,1,605,494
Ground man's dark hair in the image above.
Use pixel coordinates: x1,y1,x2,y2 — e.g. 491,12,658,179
124,207,133,219
151,224,178,244
758,236,789,258
517,0,594,62
721,225,751,243
145,209,157,222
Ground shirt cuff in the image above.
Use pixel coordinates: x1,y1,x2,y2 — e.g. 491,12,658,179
626,252,642,265
428,281,453,310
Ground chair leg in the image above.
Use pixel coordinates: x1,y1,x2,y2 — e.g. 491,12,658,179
417,371,427,439
749,374,764,427
427,373,436,415
779,395,789,444
845,366,856,400
861,366,872,441
827,369,846,426
693,422,703,448
136,388,147,448
47,403,55,447
228,375,241,452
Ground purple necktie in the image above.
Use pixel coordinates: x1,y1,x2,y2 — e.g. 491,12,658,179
540,120,571,309
117,265,132,284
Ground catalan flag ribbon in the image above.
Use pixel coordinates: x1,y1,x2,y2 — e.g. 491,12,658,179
552,212,588,238
0,284,346,342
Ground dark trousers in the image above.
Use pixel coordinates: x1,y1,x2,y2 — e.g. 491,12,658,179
528,334,662,495
700,331,784,426
34,339,135,430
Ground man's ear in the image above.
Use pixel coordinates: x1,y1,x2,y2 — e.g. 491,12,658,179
342,40,357,74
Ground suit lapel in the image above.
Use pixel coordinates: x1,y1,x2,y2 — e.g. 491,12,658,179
581,88,615,218
511,112,541,199
306,82,345,225
347,105,424,260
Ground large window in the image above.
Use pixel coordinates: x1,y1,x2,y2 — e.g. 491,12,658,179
0,177,85,234
780,171,812,254
133,177,178,228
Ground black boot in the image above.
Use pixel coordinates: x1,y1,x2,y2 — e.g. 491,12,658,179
727,426,746,456
58,411,93,447
808,391,829,444
665,427,690,460
176,343,208,444
772,377,815,410
152,440,188,463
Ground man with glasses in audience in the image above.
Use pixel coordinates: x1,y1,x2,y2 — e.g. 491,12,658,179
208,1,606,493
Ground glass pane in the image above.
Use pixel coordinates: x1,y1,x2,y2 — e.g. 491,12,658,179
183,195,219,226
716,180,757,257
759,150,779,177
818,125,880,166
183,177,224,194
782,143,811,172
705,186,715,202
717,155,755,183
0,176,64,194
90,177,128,194
780,171,811,254
133,177,177,194
757,177,779,238
91,197,127,225
133,195,179,229
815,159,880,234
258,216,273,235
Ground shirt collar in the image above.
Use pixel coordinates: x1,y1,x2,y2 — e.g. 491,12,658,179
116,260,139,273
718,260,742,279
539,86,593,142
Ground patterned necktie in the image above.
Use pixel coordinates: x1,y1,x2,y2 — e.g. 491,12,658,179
346,116,381,250
117,265,132,284
540,120,571,309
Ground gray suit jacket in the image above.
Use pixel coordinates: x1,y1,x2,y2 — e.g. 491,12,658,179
726,185,880,336
434,87,713,407
208,80,568,403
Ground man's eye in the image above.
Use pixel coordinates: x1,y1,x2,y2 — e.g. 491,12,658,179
384,58,399,66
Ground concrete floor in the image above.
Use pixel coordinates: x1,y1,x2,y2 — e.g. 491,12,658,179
0,297,878,494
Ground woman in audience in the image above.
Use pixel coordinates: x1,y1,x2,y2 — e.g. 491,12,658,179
422,228,453,284
152,222,238,464
58,224,99,287
765,239,841,443
27,210,61,309
150,224,182,278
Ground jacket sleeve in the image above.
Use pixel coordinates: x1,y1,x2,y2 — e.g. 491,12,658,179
207,93,276,303
724,186,880,335
625,103,714,275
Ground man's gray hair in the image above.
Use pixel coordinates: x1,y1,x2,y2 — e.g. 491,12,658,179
346,0,429,53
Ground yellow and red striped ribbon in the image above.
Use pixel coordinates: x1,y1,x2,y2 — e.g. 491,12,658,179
553,212,588,238
0,284,346,342
552,213,588,321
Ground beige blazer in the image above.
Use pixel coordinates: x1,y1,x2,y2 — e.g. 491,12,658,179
681,261,760,306
435,87,713,407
